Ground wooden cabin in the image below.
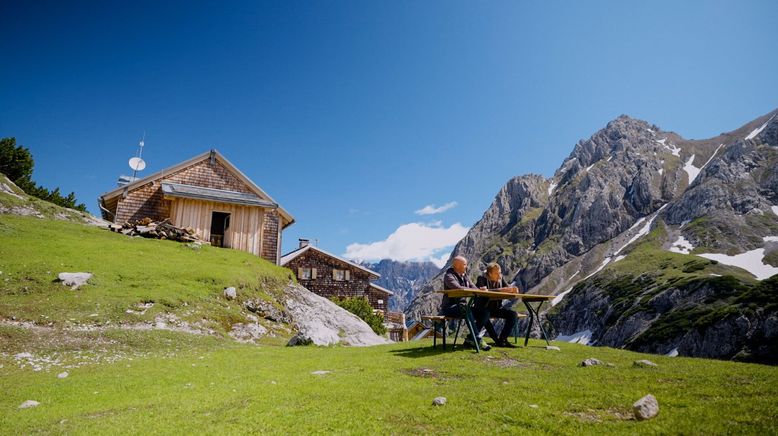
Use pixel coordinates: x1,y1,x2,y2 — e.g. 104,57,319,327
98,149,294,264
280,239,393,311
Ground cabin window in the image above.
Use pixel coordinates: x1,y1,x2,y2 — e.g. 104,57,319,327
297,267,317,280
332,269,350,281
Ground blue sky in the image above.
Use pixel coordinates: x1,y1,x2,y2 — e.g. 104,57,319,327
1,1,776,266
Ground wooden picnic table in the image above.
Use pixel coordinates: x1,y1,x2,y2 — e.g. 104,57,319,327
436,288,555,351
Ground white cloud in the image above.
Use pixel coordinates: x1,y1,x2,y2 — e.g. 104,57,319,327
414,201,458,215
343,222,468,268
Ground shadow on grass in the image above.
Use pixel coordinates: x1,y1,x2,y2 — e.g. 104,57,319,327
389,345,475,358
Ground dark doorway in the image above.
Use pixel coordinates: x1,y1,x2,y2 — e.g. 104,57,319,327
210,212,230,248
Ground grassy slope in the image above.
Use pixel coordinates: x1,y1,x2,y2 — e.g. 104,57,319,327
0,215,289,332
1,209,777,434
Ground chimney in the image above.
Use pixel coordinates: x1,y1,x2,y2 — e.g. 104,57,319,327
299,238,310,249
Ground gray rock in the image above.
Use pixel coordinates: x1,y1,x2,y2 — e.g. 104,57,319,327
57,371,69,379
580,358,604,367
18,400,40,409
633,360,658,368
223,287,237,300
432,397,447,406
228,323,267,343
311,370,331,375
287,332,313,346
57,272,92,290
633,394,659,420
283,284,391,347
245,298,292,324
546,345,561,351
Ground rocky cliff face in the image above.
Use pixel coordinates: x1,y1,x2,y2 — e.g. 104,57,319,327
361,259,439,312
406,109,778,363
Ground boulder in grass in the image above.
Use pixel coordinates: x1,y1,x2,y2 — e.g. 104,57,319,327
633,394,659,420
57,272,92,290
223,287,237,300
18,400,40,409
579,358,604,367
633,359,658,368
432,397,447,406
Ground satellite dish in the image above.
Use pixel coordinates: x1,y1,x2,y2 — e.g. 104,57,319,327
129,157,146,171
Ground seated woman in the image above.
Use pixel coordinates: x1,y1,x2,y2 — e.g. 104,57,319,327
475,263,519,348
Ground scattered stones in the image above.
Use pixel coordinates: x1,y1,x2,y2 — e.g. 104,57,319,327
311,370,331,375
633,394,659,420
19,400,40,409
580,358,604,367
223,287,237,300
14,352,33,359
57,371,69,379
57,272,93,290
245,299,292,323
228,322,268,343
546,345,561,351
432,397,447,406
633,359,658,368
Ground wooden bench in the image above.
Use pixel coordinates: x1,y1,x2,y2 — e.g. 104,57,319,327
421,315,460,350
422,313,529,350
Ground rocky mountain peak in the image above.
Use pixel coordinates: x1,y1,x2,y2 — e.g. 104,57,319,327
406,108,778,327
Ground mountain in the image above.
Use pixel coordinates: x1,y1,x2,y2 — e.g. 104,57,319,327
361,259,439,312
406,109,778,363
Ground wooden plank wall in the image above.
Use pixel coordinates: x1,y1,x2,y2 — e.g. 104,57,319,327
169,198,265,256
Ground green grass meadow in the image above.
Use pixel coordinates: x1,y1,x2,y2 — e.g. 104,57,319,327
2,335,777,435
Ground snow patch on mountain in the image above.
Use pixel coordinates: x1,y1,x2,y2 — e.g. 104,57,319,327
669,235,695,254
698,249,778,281
556,329,593,345
745,115,775,140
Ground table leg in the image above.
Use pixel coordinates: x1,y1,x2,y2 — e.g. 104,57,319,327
535,301,551,346
523,301,551,346
464,297,480,353
523,301,533,347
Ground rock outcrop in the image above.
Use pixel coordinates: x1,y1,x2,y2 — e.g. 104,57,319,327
283,284,391,347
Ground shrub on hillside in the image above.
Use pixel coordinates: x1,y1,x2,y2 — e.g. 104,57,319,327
331,296,387,335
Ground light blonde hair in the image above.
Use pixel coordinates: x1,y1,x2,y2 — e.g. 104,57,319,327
486,263,501,274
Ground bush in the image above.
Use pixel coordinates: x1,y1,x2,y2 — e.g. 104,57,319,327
0,137,87,211
331,297,387,335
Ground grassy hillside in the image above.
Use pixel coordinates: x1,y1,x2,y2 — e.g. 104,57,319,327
0,214,290,335
1,204,777,434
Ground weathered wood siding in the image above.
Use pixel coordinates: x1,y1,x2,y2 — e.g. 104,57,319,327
169,198,268,258
112,156,282,263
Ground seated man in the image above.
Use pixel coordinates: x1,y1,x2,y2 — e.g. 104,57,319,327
440,255,492,351
476,263,519,348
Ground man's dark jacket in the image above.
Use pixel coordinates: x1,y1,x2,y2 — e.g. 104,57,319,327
440,267,477,311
